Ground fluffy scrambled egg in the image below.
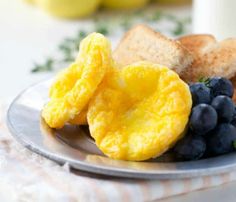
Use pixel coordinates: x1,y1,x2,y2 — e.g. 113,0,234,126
42,33,112,128
88,62,192,161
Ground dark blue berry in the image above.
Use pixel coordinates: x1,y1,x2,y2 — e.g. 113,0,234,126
189,83,211,106
211,95,234,122
208,77,234,97
190,104,217,135
206,123,236,155
231,107,236,127
174,134,206,160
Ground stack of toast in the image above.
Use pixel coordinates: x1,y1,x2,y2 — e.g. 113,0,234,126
113,25,193,75
113,24,236,100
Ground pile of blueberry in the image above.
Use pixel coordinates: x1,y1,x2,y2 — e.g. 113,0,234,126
174,77,236,161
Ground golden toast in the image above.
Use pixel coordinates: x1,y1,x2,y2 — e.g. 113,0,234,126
113,24,193,74
178,34,236,82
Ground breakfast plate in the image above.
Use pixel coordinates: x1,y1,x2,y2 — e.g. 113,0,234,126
7,79,236,179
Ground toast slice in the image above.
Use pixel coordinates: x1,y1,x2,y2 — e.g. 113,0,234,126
178,34,236,82
178,34,216,56
113,24,193,74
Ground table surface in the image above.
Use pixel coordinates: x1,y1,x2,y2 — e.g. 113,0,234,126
1,0,236,201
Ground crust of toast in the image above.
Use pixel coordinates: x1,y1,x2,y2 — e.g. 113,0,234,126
178,34,216,55
178,35,236,82
113,24,193,74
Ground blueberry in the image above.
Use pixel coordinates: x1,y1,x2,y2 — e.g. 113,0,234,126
208,77,234,97
190,104,217,135
189,83,211,106
211,95,234,122
231,107,236,127
206,123,236,155
174,134,206,160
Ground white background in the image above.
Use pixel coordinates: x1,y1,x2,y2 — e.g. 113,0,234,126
0,0,89,100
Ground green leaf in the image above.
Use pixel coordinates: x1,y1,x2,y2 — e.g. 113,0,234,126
62,56,74,63
198,77,206,82
95,25,109,35
78,30,86,38
172,21,184,36
150,11,163,21
198,77,210,86
31,58,54,73
233,140,236,150
133,9,144,17
120,17,133,31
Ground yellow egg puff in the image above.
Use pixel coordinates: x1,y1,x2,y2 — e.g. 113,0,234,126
87,61,192,161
